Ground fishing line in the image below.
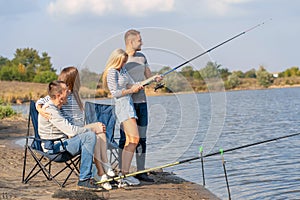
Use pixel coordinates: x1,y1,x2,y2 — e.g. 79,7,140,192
141,19,272,88
96,131,299,185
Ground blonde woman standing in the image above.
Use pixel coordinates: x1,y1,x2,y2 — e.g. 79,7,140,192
102,49,143,186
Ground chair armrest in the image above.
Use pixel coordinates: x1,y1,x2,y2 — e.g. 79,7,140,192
25,135,66,142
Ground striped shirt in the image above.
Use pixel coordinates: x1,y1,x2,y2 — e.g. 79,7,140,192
107,67,133,98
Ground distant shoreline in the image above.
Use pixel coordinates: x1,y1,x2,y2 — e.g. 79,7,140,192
1,80,300,105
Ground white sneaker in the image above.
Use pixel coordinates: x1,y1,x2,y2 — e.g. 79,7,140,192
100,174,112,190
103,163,115,177
94,174,112,190
118,179,128,188
122,176,140,186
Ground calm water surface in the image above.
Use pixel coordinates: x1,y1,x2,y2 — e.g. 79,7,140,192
14,88,300,199
142,88,300,199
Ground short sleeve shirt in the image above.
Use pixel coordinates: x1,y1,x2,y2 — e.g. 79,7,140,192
124,52,148,103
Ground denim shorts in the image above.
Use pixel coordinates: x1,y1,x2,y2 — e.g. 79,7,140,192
115,95,137,123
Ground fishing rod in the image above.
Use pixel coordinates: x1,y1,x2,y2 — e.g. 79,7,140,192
96,131,300,185
220,149,231,200
141,19,272,88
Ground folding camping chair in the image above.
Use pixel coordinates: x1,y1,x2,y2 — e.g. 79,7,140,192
84,101,119,169
22,100,81,187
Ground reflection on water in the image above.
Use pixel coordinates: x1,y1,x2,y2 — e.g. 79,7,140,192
13,88,300,199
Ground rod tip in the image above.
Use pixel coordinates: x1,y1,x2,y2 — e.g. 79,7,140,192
199,146,203,152
219,148,224,155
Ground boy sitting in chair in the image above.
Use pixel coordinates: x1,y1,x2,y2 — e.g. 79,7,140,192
38,80,101,190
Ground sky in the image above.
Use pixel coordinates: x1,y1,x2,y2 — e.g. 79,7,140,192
1,0,299,74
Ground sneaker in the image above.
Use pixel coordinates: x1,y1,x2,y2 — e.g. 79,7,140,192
93,172,102,182
100,174,112,190
117,180,128,188
122,176,140,186
77,179,102,191
135,173,154,182
103,163,115,177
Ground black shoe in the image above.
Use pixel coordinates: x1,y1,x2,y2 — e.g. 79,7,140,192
135,173,154,182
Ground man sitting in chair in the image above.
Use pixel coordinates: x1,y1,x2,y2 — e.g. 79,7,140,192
38,80,100,190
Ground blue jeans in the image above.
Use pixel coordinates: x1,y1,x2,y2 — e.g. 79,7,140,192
53,131,96,181
84,102,119,149
119,102,148,171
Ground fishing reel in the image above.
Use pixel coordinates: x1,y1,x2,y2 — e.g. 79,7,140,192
154,82,165,92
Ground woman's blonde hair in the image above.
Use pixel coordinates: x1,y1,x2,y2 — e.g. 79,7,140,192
102,48,128,89
58,66,84,111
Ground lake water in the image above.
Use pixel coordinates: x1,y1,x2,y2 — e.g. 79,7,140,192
14,88,300,199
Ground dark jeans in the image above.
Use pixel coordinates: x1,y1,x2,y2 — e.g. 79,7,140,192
119,102,148,171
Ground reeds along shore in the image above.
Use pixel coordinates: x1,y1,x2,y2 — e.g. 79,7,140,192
0,80,163,104
2,77,300,104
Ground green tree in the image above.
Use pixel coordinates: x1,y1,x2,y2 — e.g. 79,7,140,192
36,52,54,72
10,48,55,82
0,64,24,81
192,70,202,80
157,66,191,92
256,66,273,88
180,66,194,78
80,68,101,89
244,68,256,78
200,61,221,79
0,56,9,67
218,67,231,80
279,66,300,77
233,70,245,78
33,71,58,83
225,72,241,89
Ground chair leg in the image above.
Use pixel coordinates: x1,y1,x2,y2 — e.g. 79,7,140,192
22,146,29,183
22,113,32,183
23,148,49,183
109,148,119,170
25,148,61,186
52,155,81,187
24,148,69,187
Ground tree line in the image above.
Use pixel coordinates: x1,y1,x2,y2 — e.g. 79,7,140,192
0,48,57,83
1,48,299,93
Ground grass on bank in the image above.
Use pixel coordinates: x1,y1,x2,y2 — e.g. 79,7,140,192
0,98,17,119
0,105,16,119
1,77,300,106
0,80,164,105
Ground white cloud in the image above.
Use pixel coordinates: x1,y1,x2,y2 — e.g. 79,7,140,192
47,0,113,16
47,0,174,17
204,0,253,16
122,0,174,16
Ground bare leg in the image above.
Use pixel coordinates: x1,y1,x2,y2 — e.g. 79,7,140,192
98,133,109,163
94,135,105,176
121,118,139,174
87,122,110,175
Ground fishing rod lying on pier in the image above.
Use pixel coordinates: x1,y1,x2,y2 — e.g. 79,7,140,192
140,19,272,90
96,132,300,184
